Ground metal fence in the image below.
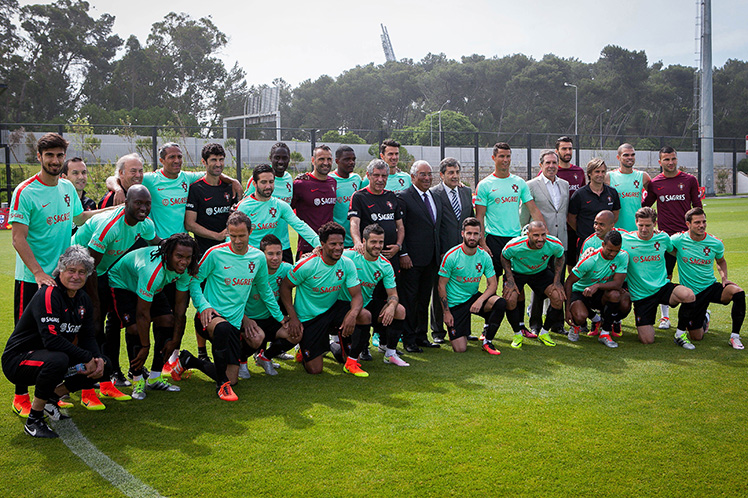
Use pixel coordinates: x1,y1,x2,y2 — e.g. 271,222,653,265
1,123,746,205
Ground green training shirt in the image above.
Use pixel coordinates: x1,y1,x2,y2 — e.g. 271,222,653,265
340,249,396,306
108,247,190,302
244,261,292,320
10,175,83,282
189,242,283,328
360,170,412,192
245,171,294,249
329,171,362,247
571,247,629,293
475,173,532,237
142,169,203,237
287,254,359,322
502,234,565,275
608,169,645,231
438,244,496,307
670,232,724,294
235,194,320,250
621,231,673,301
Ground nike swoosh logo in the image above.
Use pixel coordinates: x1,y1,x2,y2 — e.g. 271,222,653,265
223,266,232,269
204,197,212,201
250,212,257,216
313,276,322,279
42,203,50,208
157,187,167,191
113,239,122,243
311,189,320,192
586,200,592,203
491,189,498,192
26,427,36,436
367,204,375,208
455,266,464,270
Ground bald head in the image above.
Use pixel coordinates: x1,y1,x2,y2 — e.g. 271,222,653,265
126,184,151,202
593,210,615,239
528,220,547,232
124,184,152,223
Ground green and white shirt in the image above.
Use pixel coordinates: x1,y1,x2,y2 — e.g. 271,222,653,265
329,171,362,247
245,171,294,249
235,194,320,250
360,170,412,192
244,261,292,320
340,249,396,306
287,254,359,322
438,244,496,307
670,232,724,295
502,234,565,275
10,175,83,282
475,173,532,237
108,247,191,302
142,169,203,237
621,231,673,301
608,169,645,231
572,247,629,293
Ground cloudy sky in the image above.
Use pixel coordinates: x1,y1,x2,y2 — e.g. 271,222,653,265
20,0,748,87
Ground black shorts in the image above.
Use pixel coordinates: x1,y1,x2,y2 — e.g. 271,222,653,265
365,299,387,324
300,300,350,362
513,268,555,297
685,282,724,330
633,282,678,327
566,225,579,267
282,248,294,265
570,289,605,314
254,317,284,342
486,234,514,277
111,288,173,328
14,280,39,324
665,252,677,278
448,292,493,340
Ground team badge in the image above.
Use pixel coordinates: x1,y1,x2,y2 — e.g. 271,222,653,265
607,196,612,202
634,180,640,189
610,263,617,271
386,201,394,210
512,184,518,192
162,199,169,206
336,269,344,280
123,313,131,323
399,179,404,186
286,183,292,192
678,183,684,191
181,181,188,192
248,261,256,273
269,207,277,218
78,306,86,319
654,242,660,251
574,174,578,181
64,194,70,207
703,247,711,256
276,276,283,286
46,216,52,225
373,270,381,280
475,263,482,272
224,192,231,202
541,255,549,261
224,277,232,286
352,183,357,190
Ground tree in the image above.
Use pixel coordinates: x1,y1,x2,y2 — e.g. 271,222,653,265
320,130,366,144
394,110,478,146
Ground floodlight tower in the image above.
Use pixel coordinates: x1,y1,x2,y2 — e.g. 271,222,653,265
381,24,396,62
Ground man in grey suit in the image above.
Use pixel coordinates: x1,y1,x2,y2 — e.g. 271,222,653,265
429,157,476,343
521,149,570,334
397,161,443,352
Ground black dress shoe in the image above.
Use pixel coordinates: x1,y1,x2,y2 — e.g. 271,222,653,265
416,339,440,348
405,344,423,353
432,336,446,344
466,335,480,342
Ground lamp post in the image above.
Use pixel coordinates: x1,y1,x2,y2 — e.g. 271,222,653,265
599,108,610,153
564,82,578,136
438,99,450,136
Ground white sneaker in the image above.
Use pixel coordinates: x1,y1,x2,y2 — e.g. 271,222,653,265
674,334,695,350
730,335,744,350
658,317,671,330
703,309,711,334
255,355,278,375
567,326,580,342
598,335,618,348
383,354,410,367
238,363,251,379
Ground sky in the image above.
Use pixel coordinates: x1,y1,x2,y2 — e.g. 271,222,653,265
18,0,748,88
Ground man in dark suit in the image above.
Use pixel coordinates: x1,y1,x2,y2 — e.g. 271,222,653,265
429,157,475,343
397,161,442,352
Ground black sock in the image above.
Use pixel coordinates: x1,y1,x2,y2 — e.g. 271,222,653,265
264,339,294,360
386,319,405,349
485,299,506,341
197,346,208,360
29,408,43,421
529,294,544,330
15,385,28,396
601,303,618,330
733,291,746,335
348,325,371,359
151,325,171,372
506,306,522,332
125,333,144,377
543,306,562,332
679,302,692,331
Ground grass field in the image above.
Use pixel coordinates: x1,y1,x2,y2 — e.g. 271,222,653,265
1,198,748,497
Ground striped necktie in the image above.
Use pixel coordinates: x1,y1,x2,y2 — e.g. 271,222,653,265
450,189,461,220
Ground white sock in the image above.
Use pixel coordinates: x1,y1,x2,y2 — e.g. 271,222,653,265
661,305,670,319
483,338,489,345
731,332,740,339
591,314,601,323
540,328,549,336
133,375,143,382
675,329,686,338
385,348,396,357
168,350,179,363
148,370,161,380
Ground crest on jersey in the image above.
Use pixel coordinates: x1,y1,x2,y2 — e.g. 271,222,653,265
386,201,393,210
336,269,344,280
286,183,292,192
63,194,70,207
269,207,277,218
634,180,640,189
162,199,169,206
78,306,85,319
373,270,381,280
224,277,231,286
703,247,711,256
476,263,482,272
224,192,231,202
276,276,283,286
123,313,131,323
248,261,256,273
654,242,660,251
574,174,579,180
678,183,684,191
512,184,518,192
607,196,612,202
352,183,358,190
181,181,188,192
541,254,549,261
398,179,404,186
610,263,617,272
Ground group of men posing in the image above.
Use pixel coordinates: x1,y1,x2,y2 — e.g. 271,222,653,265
2,133,744,439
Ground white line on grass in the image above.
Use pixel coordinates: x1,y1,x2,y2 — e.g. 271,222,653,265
54,418,166,498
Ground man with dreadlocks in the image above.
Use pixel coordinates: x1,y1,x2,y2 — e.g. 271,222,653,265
107,233,198,400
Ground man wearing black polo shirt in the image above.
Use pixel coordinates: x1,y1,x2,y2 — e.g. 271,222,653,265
185,143,237,256
568,158,621,257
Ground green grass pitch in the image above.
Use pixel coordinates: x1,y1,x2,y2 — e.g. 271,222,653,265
1,198,747,497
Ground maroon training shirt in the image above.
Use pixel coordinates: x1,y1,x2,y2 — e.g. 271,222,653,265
291,173,337,254
556,164,586,194
642,170,702,235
